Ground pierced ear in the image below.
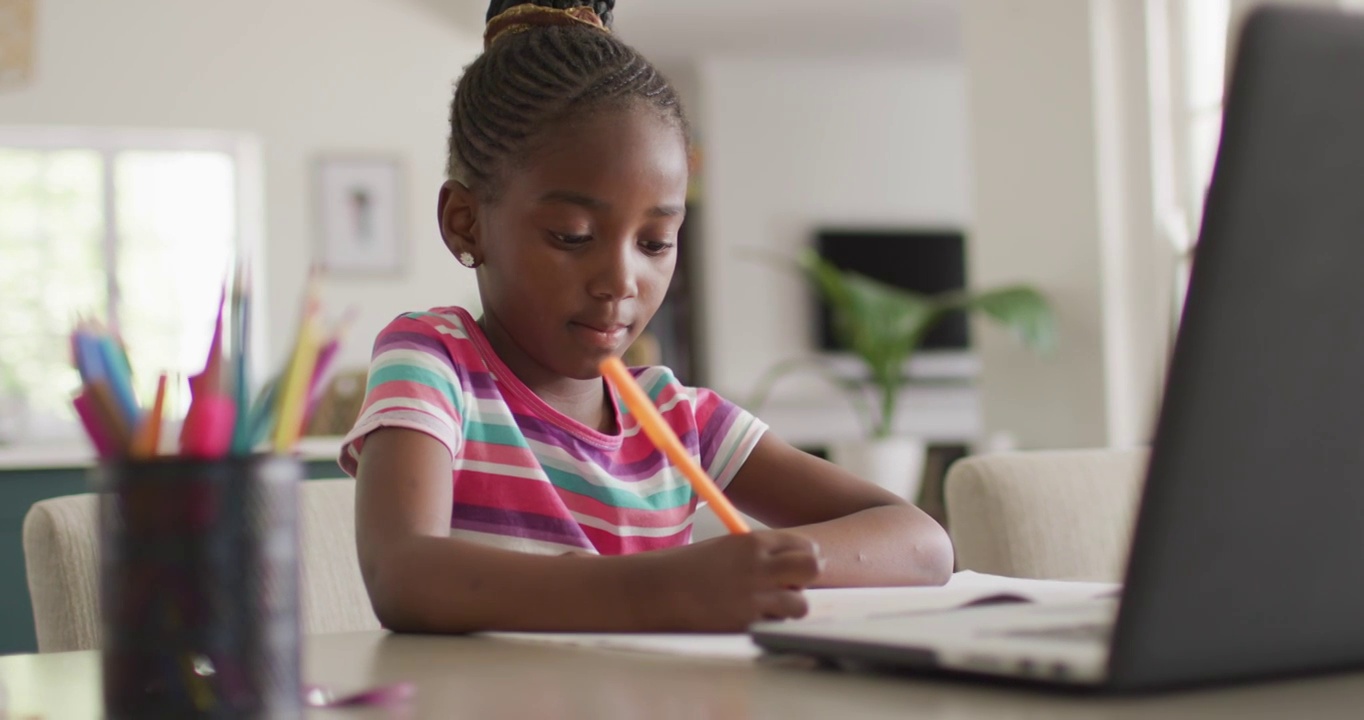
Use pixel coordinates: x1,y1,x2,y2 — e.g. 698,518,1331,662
438,180,481,265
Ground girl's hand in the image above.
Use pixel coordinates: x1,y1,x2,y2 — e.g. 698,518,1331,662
631,530,823,631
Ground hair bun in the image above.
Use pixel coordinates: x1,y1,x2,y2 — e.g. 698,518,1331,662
486,1,615,29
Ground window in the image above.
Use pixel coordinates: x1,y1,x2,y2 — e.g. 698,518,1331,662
1156,2,1364,311
1147,0,1230,319
1178,0,1231,234
0,128,262,442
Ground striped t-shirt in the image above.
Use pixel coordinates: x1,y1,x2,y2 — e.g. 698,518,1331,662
340,307,767,555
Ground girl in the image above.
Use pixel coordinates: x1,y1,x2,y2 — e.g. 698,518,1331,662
344,0,954,634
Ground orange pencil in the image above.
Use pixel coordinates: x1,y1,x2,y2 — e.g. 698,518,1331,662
87,379,132,453
599,357,750,534
131,373,168,458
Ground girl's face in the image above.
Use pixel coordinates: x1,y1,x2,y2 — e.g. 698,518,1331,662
444,103,689,383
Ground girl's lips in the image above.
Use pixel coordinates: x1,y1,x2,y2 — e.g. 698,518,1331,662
570,322,629,349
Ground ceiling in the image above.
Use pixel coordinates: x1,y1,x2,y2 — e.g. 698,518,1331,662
400,0,962,62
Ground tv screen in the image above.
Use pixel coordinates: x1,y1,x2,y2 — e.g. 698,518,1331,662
815,229,969,351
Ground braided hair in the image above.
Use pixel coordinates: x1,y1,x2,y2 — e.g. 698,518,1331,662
448,0,687,199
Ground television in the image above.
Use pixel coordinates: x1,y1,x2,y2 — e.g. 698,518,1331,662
814,229,969,352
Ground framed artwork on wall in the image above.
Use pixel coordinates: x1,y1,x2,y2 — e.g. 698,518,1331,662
314,155,404,275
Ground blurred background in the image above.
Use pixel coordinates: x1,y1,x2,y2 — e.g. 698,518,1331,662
0,0,1356,651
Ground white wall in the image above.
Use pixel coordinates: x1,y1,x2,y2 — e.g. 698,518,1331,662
961,0,1189,451
962,1,1111,450
697,58,971,403
0,0,483,371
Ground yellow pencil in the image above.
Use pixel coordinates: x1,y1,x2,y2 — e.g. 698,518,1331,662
599,357,750,534
272,297,322,452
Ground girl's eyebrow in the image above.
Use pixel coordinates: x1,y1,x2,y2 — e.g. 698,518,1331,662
648,204,686,218
539,190,608,210
539,190,685,219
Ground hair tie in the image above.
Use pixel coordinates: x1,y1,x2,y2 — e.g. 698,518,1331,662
484,4,609,49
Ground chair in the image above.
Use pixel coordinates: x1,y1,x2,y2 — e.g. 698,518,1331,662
944,448,1148,583
22,478,380,653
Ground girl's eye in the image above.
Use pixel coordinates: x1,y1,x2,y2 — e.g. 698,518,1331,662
640,239,676,256
551,232,592,246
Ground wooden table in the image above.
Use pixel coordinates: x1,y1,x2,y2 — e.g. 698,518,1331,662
4,629,1364,718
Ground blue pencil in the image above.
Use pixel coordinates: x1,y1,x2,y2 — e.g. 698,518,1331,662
246,379,279,450
230,263,252,455
95,335,141,427
73,330,107,385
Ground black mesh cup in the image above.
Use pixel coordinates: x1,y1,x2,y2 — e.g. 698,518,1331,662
93,454,302,719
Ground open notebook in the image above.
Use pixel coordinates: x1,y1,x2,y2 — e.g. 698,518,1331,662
484,571,1119,661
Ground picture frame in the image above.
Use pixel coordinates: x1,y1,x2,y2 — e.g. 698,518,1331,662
314,155,405,275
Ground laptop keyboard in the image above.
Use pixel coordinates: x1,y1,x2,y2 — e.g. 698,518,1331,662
996,622,1113,643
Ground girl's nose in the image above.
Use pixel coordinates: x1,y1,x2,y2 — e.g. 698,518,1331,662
588,241,639,300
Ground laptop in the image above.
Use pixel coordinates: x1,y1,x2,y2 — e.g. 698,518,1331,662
751,6,1364,692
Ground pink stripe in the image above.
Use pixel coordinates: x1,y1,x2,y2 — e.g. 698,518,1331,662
558,490,696,529
462,439,541,468
611,435,663,465
692,387,722,428
453,473,568,518
414,312,467,335
584,525,692,555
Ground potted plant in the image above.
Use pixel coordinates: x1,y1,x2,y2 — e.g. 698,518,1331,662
749,249,1057,501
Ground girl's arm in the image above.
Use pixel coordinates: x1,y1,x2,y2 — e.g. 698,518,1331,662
724,433,955,588
355,427,820,633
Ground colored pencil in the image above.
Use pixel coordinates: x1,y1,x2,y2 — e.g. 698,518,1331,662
94,334,141,428
272,278,323,452
598,357,750,534
230,262,252,455
67,266,349,462
73,390,118,458
130,373,168,458
86,379,132,452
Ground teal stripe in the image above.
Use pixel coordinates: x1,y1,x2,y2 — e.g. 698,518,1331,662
616,367,677,416
543,465,694,510
465,419,531,449
368,364,464,416
643,367,676,403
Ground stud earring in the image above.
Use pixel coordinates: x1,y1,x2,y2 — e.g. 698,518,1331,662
458,252,477,268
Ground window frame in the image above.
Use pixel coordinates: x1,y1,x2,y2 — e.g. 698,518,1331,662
0,126,267,441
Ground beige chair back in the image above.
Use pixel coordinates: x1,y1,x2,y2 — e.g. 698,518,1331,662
945,449,1148,582
22,478,379,653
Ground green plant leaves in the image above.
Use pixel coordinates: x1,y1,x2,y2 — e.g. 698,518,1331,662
782,248,1058,437
936,286,1058,356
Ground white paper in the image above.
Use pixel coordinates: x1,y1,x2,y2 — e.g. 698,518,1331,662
484,572,1119,661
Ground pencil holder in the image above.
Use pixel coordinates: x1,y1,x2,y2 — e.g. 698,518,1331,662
93,455,302,719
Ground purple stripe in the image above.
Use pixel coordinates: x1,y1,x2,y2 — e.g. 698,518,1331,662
698,402,740,467
451,503,587,545
463,370,499,396
376,330,455,367
453,518,592,548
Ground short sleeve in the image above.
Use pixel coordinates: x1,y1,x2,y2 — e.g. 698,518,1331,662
692,387,768,491
338,314,466,476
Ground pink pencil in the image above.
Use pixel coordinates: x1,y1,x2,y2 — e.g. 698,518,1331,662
181,279,234,457
188,281,228,400
73,391,118,458
180,395,237,459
